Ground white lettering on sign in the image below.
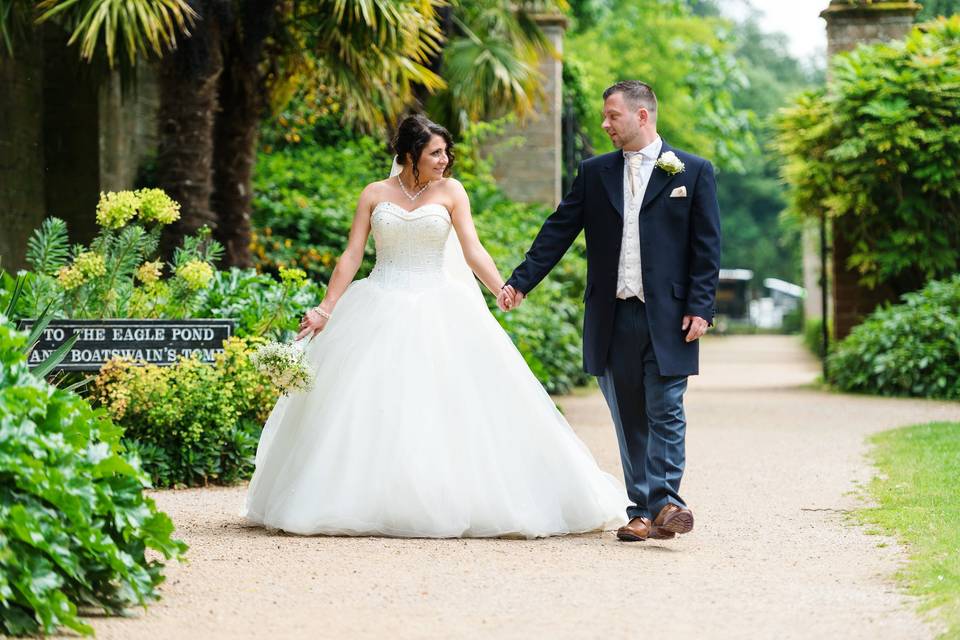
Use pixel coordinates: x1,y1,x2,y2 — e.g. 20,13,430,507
42,327,65,341
171,327,215,341
111,327,166,341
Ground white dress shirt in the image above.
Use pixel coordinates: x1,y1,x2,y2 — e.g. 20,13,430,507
617,136,662,300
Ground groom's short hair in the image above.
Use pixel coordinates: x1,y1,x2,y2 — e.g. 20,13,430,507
604,81,658,115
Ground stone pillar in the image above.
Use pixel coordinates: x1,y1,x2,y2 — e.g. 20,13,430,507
819,0,920,339
486,11,567,206
0,37,46,272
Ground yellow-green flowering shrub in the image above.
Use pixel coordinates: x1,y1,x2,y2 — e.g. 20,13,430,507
91,336,280,488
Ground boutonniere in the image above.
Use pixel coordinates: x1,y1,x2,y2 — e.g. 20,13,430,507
655,151,685,176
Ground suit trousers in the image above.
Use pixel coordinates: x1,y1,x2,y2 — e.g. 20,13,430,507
597,297,689,520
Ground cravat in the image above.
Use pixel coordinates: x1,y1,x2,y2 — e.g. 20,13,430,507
625,153,643,197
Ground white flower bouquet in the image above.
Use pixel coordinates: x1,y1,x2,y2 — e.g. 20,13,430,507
249,340,314,394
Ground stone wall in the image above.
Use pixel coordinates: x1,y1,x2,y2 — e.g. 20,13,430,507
486,14,566,207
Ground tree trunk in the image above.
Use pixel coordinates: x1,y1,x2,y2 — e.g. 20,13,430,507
157,2,224,260
211,0,278,268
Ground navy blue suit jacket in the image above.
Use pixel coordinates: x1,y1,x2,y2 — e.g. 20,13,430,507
506,141,721,377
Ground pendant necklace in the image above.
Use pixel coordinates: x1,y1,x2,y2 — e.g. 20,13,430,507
397,172,430,201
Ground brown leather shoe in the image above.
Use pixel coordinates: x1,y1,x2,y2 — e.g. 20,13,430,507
648,526,676,540
617,516,653,541
653,503,694,535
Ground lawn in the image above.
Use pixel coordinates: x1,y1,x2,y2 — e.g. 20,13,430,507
858,421,960,638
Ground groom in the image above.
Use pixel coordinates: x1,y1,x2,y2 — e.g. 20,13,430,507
499,80,721,542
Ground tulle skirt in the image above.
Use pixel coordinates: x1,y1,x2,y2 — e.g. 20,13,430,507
240,276,628,538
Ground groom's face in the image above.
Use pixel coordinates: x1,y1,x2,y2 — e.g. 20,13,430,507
601,92,647,150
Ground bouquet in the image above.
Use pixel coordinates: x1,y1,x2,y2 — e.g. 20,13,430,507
249,340,314,394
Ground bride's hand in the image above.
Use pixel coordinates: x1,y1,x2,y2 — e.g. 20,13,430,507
295,309,328,341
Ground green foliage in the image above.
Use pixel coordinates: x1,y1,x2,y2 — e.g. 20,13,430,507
828,275,960,399
0,320,187,636
777,18,960,294
252,134,385,283
917,0,960,20
858,421,960,636
567,0,756,171
91,336,280,488
197,266,325,340
803,316,832,360
717,17,818,282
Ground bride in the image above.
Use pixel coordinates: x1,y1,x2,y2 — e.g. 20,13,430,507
241,114,628,538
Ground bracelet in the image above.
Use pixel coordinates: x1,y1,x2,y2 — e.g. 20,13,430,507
312,306,331,319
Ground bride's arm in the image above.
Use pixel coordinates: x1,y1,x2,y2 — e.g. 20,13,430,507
296,186,375,339
448,180,505,297
316,185,376,311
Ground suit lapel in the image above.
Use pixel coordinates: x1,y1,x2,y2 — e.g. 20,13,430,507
600,152,625,218
640,140,676,213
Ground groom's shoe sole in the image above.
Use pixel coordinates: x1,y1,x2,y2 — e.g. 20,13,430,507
656,507,694,535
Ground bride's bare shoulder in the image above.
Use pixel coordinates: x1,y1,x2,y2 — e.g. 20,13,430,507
437,176,466,195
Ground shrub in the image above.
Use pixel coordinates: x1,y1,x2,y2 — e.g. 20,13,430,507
0,320,187,636
91,336,280,488
196,266,324,340
828,275,960,399
777,17,960,295
803,316,832,359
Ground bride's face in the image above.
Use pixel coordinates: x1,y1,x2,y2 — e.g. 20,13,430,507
412,134,449,181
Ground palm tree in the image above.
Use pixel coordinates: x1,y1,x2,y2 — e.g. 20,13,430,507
421,0,566,134
155,0,226,260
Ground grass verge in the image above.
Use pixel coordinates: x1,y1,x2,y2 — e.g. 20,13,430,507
858,421,960,637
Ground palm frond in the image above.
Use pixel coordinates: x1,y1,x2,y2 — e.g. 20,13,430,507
35,0,197,68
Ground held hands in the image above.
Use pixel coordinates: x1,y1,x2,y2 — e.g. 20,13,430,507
295,308,329,341
682,315,709,342
497,285,525,312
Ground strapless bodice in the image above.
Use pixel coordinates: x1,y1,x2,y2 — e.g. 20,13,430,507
367,201,452,290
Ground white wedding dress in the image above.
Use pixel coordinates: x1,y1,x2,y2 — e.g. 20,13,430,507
240,200,628,538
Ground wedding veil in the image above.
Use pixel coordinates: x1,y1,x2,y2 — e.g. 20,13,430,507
388,155,486,305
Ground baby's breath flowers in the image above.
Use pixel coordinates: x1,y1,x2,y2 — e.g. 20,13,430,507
249,341,314,395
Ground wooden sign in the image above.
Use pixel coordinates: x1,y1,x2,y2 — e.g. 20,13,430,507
17,319,236,372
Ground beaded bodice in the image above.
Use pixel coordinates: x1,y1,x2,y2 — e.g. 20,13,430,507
367,201,452,289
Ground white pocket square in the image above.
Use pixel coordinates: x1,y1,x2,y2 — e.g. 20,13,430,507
669,186,687,198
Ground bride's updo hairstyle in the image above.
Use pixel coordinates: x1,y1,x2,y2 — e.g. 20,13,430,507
391,114,456,185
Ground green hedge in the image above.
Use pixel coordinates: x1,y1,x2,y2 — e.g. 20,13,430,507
828,275,960,399
0,320,186,636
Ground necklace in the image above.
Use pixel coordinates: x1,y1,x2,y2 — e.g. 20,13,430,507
397,173,430,201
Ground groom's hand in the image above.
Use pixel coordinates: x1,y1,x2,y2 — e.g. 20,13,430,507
682,315,708,342
498,285,525,311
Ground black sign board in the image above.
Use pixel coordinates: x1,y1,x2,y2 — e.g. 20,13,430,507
16,319,237,372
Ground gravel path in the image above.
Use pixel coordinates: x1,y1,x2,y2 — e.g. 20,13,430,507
74,336,959,639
